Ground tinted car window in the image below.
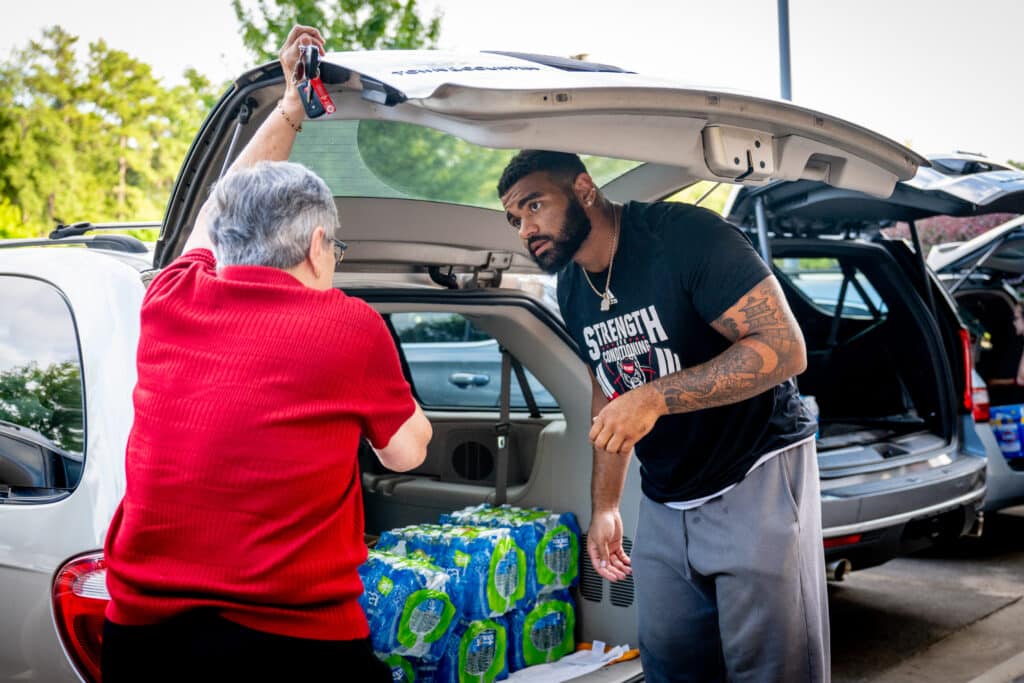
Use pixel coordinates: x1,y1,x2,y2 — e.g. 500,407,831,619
0,276,85,493
290,119,641,211
391,312,558,410
774,258,887,319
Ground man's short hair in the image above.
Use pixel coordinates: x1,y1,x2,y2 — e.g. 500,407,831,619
208,161,338,268
497,150,588,198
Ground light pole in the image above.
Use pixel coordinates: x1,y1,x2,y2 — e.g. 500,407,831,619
778,0,792,101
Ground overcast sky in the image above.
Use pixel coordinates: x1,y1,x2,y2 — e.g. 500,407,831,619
1,0,1021,162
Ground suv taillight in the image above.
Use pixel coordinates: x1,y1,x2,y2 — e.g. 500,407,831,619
973,384,991,423
52,552,109,683
959,328,974,413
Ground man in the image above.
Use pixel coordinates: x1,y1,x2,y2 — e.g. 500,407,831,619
102,26,431,682
498,151,828,682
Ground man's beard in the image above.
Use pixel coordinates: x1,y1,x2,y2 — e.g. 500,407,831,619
528,196,592,274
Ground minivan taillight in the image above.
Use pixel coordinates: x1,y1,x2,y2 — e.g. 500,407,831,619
52,552,109,683
973,384,991,423
959,328,974,413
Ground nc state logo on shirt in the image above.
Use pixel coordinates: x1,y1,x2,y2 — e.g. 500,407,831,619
616,356,654,390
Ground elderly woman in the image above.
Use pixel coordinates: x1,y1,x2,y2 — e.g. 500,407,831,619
101,26,430,682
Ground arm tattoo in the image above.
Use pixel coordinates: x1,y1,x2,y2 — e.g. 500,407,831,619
655,278,805,414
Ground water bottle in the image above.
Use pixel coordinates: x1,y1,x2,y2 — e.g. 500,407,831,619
990,405,1024,461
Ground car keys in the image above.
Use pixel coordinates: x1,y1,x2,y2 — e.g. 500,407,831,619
297,45,336,118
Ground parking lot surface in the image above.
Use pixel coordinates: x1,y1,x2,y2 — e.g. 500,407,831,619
831,506,1024,683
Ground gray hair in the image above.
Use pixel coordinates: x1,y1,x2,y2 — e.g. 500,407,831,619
208,161,338,268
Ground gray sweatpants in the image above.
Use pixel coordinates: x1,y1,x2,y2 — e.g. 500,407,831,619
632,440,830,682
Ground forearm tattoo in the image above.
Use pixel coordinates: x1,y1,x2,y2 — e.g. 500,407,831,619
655,278,803,413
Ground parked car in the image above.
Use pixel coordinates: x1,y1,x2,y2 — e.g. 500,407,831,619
923,151,1018,178
928,210,1024,511
723,167,1002,573
1,49,960,681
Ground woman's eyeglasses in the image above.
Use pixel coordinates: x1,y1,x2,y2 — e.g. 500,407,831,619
332,238,348,266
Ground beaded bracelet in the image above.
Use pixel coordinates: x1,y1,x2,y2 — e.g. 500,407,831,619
277,100,303,133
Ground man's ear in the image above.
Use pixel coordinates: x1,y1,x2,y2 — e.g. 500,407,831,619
573,172,597,207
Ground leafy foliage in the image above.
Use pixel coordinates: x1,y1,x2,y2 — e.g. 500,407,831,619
884,213,1018,254
665,181,732,215
0,361,84,453
232,0,442,62
0,26,217,238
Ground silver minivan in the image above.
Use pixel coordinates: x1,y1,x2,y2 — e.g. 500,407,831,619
0,49,970,681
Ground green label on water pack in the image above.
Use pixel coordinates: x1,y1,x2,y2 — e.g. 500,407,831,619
535,525,578,589
454,550,471,568
385,654,416,683
486,537,526,614
409,549,434,563
522,600,575,665
397,589,456,654
459,620,508,683
378,576,394,596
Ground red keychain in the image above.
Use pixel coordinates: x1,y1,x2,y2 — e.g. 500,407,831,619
297,45,335,118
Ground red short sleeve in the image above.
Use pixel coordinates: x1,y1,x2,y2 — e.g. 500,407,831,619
357,310,417,449
143,248,217,308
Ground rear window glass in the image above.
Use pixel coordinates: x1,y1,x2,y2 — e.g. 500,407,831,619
0,276,85,497
774,257,887,319
290,120,641,210
390,312,558,411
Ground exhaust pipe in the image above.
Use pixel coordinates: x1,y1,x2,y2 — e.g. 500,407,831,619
826,559,852,582
965,511,985,539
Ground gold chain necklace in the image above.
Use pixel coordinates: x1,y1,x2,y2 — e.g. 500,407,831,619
581,204,620,312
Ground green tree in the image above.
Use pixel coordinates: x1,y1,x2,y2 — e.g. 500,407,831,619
232,0,442,62
0,26,217,239
1010,159,1024,171
666,181,733,215
0,361,84,453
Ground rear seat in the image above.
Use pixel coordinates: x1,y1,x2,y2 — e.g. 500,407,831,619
367,420,567,507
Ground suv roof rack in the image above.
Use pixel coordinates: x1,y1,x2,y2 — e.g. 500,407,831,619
0,235,150,253
0,221,158,254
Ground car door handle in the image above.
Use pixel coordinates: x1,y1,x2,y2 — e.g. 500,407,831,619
449,372,490,388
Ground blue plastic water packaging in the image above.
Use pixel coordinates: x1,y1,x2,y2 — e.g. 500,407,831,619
441,504,581,599
381,654,418,682
358,550,458,661
990,404,1024,460
377,523,527,618
430,617,509,683
377,524,449,564
504,590,576,672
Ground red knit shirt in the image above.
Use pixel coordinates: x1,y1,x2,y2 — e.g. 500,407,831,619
105,249,415,640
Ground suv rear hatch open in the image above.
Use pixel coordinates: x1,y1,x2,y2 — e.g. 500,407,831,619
927,202,1024,415
725,167,1024,567
156,50,923,267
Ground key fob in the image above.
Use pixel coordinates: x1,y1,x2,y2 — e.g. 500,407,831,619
298,79,326,118
296,46,335,118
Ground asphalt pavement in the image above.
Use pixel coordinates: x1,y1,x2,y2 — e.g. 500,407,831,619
830,506,1024,683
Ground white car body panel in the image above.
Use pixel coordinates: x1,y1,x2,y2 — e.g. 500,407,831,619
0,248,143,680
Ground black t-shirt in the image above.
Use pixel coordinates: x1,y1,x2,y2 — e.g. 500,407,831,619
557,201,816,503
